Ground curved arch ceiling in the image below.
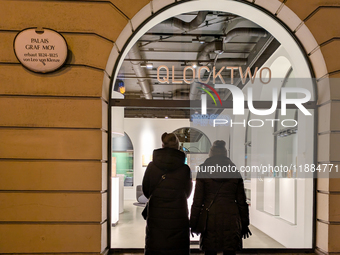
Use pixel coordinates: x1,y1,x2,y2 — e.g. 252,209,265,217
110,0,314,118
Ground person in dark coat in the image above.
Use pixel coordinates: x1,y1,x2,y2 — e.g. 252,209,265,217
190,140,251,255
142,132,192,255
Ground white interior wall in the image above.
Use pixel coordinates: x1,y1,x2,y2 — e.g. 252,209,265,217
229,46,314,248
229,112,247,167
123,118,188,200
122,118,229,200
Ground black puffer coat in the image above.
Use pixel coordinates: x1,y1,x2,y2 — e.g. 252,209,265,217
142,147,192,255
190,156,249,252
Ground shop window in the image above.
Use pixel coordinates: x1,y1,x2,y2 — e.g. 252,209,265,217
109,2,316,251
173,127,211,154
173,127,211,180
112,133,134,186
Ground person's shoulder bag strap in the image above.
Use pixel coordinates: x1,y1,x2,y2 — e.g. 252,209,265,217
206,181,224,211
152,174,166,194
141,169,168,220
149,169,168,197
193,181,225,234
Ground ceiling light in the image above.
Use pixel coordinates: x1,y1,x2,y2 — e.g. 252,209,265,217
146,63,153,69
192,63,197,68
141,63,153,69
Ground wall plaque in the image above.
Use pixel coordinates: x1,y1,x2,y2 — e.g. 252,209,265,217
14,28,68,73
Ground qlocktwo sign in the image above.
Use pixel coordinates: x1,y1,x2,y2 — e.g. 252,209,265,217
157,65,313,129
13,28,68,73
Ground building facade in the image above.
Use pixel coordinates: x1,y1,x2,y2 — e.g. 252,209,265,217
0,0,340,254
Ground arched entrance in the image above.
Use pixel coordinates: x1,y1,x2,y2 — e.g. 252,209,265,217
106,0,321,252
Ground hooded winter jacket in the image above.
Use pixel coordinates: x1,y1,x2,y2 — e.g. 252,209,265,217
190,155,249,252
142,147,192,255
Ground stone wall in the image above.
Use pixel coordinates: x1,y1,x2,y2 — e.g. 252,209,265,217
0,0,340,254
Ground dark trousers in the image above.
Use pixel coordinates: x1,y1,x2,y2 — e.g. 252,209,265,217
204,251,236,255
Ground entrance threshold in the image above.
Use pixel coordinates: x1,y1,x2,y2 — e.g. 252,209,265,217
109,248,315,254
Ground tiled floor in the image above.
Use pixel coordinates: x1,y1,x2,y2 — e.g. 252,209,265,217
111,201,285,250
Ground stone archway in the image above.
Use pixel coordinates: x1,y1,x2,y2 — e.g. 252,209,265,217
105,0,333,253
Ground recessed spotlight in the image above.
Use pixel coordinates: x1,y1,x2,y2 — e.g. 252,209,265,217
141,63,153,69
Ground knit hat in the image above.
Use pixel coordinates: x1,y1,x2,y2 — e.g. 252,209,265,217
209,140,228,157
161,132,180,150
